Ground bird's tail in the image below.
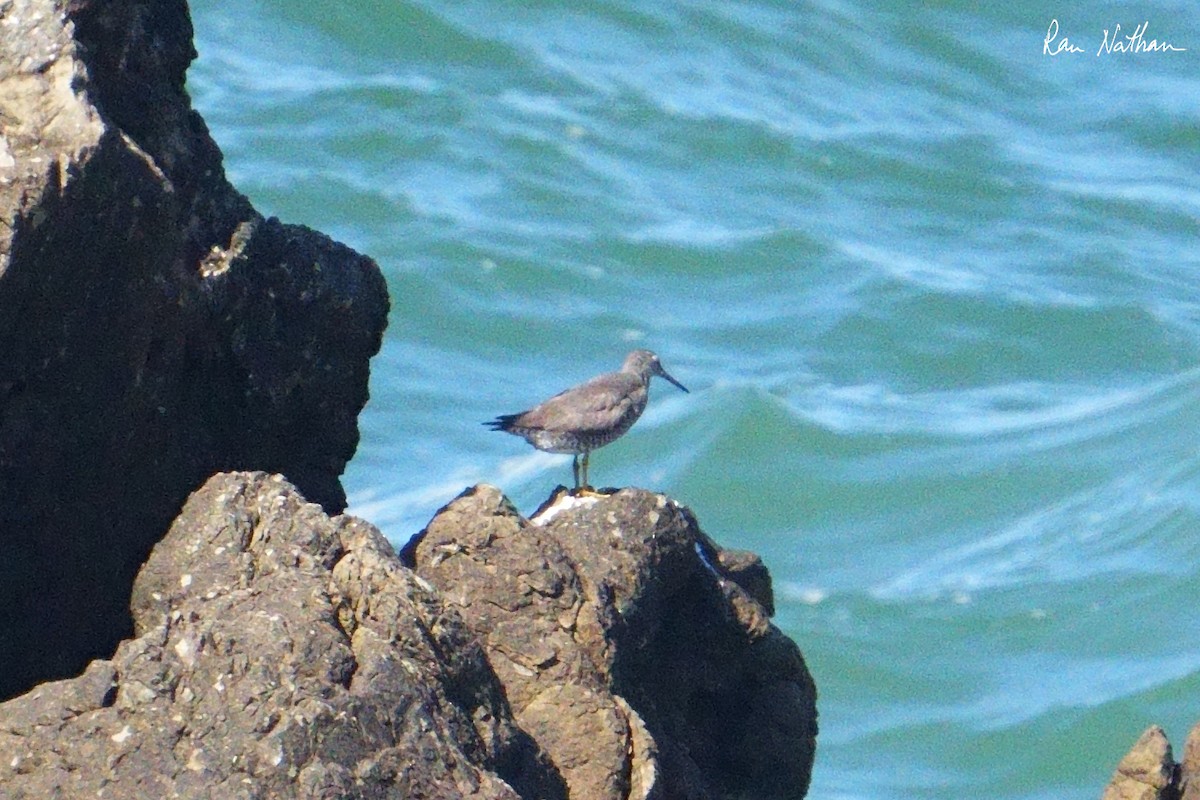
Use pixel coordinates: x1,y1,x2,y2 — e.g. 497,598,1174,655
483,413,522,432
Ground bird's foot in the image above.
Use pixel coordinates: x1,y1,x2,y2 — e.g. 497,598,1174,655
571,485,610,498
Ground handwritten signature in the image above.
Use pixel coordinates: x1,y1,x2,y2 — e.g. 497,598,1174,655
1044,19,1187,56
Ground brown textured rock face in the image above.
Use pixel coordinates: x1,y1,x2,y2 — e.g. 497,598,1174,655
0,0,388,698
0,472,562,800
404,485,819,800
1102,722,1200,800
1102,726,1181,800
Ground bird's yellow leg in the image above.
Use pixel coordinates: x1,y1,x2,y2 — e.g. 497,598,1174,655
575,451,605,497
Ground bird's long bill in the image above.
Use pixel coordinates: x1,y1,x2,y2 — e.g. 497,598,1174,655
659,366,689,393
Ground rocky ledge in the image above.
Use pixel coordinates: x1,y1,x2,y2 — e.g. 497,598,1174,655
0,472,819,799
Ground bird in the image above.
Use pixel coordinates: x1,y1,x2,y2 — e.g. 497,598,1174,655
485,349,689,493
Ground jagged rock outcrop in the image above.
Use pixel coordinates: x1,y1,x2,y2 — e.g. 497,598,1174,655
1101,724,1200,800
0,472,564,800
403,485,819,800
0,474,817,800
0,0,388,698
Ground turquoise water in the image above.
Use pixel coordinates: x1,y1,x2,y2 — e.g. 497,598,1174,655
187,2,1200,797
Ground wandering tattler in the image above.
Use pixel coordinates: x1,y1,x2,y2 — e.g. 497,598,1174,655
485,349,688,492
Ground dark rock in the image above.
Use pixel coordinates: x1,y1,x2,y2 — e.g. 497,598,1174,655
405,484,819,800
0,0,388,698
0,472,563,800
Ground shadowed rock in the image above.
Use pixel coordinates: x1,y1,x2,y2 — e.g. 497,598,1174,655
403,485,819,800
0,0,388,698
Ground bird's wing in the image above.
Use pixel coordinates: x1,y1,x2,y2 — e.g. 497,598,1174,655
520,373,642,433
